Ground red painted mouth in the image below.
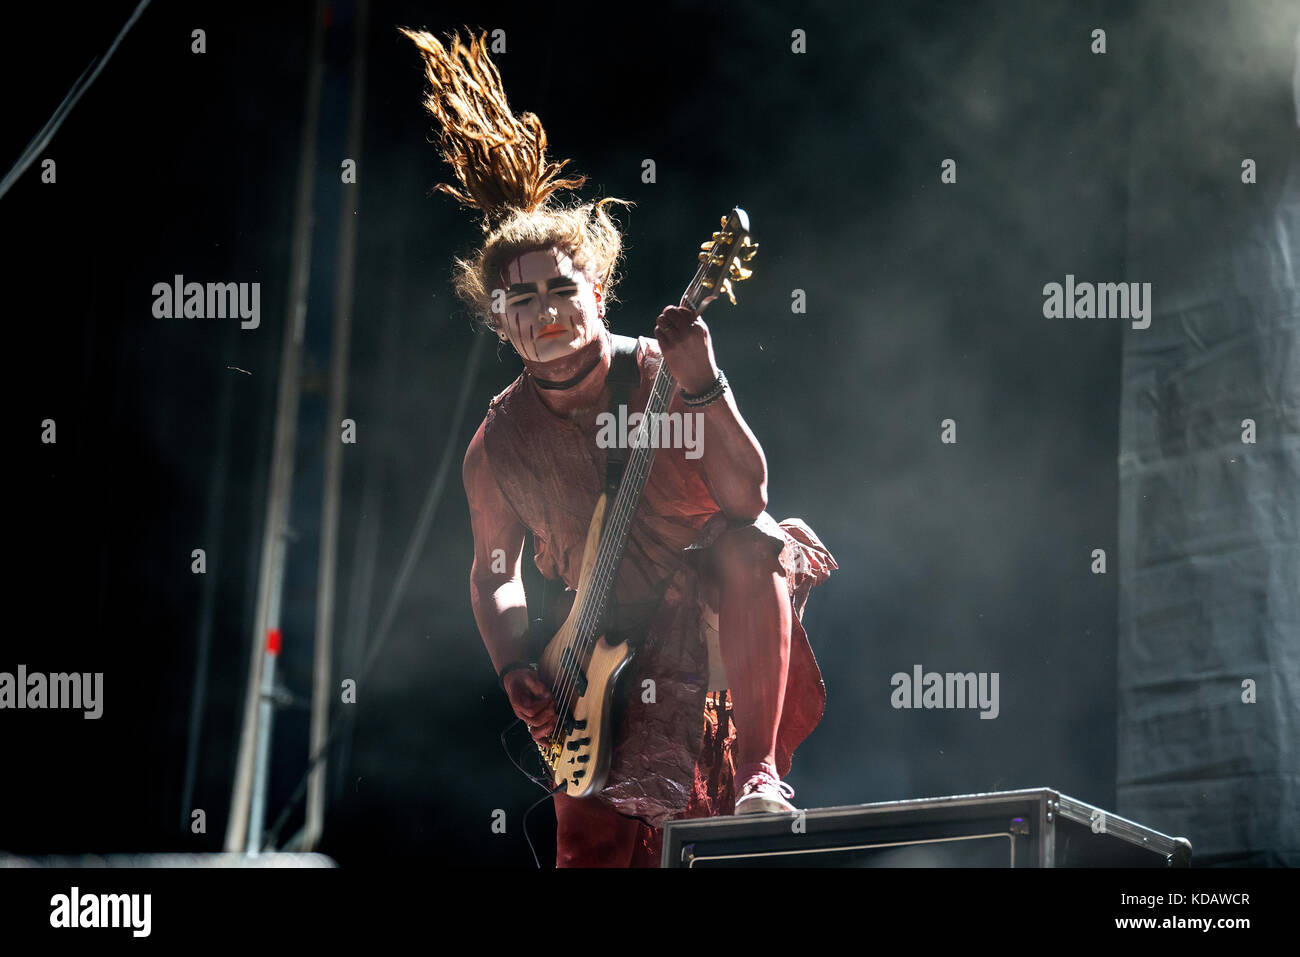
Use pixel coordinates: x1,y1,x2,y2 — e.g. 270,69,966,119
537,324,570,339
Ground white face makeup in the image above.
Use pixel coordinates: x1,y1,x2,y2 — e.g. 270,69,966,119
496,247,603,364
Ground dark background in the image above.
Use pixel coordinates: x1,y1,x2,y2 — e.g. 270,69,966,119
3,0,1296,867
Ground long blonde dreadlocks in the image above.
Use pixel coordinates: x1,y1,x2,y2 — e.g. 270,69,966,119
399,26,632,335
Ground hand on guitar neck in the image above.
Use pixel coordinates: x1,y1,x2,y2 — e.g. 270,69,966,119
654,303,722,396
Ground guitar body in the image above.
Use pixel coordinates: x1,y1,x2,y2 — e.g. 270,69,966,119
537,492,635,798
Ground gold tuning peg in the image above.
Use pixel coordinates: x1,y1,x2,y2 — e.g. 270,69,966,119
702,278,715,290
728,262,754,281
700,240,715,251
698,251,710,263
720,215,728,229
721,278,736,305
741,242,759,261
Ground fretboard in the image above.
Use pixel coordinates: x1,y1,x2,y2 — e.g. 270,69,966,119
571,357,679,645
569,259,720,648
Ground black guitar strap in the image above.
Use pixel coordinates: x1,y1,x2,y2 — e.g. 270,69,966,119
603,333,642,494
600,334,668,645
538,333,641,637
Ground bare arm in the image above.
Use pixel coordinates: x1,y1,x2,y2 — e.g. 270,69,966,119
464,421,531,672
655,307,768,520
689,383,767,521
463,420,557,741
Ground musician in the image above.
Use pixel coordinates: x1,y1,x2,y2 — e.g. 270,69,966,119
402,27,837,867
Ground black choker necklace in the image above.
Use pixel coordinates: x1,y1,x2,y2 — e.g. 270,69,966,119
529,335,608,390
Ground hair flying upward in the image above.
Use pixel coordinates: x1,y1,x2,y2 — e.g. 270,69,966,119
400,26,632,333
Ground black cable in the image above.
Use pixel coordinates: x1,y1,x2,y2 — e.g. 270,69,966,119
522,780,566,869
0,0,152,201
499,718,566,867
500,718,557,793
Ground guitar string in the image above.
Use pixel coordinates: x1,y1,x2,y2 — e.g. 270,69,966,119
545,363,675,751
544,280,701,731
541,245,730,778
545,262,703,728
543,306,687,756
546,249,728,741
544,260,716,766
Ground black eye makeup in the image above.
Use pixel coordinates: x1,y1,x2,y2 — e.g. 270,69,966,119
507,282,579,306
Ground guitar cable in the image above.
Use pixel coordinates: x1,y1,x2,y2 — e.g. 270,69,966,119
499,718,556,793
523,780,567,869
500,717,564,868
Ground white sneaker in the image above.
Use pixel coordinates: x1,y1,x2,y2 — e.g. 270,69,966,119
734,769,797,815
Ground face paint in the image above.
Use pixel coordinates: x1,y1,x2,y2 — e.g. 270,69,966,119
497,247,602,364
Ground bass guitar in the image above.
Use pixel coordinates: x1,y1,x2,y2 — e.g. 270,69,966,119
535,207,758,796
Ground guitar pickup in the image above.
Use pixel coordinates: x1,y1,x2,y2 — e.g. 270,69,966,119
558,648,588,696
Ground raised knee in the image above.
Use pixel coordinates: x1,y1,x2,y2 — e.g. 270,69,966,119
712,523,783,580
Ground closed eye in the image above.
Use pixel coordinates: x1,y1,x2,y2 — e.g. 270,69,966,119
508,285,578,305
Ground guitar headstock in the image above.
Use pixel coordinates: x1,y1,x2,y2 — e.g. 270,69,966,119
683,207,758,314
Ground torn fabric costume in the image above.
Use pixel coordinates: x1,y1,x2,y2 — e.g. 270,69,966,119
480,333,837,845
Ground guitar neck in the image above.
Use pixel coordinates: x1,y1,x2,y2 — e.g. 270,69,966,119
567,208,754,647
595,288,707,550
577,359,678,640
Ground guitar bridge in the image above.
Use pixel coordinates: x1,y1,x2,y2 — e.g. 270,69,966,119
536,716,584,773
537,737,563,772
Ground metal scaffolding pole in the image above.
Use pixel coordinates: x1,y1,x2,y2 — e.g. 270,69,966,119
303,0,370,853
225,0,328,855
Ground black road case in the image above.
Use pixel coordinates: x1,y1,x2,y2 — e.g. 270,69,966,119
661,787,1192,868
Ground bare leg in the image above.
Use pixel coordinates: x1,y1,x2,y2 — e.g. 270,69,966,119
707,524,792,777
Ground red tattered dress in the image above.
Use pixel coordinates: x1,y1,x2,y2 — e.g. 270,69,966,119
480,335,836,864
